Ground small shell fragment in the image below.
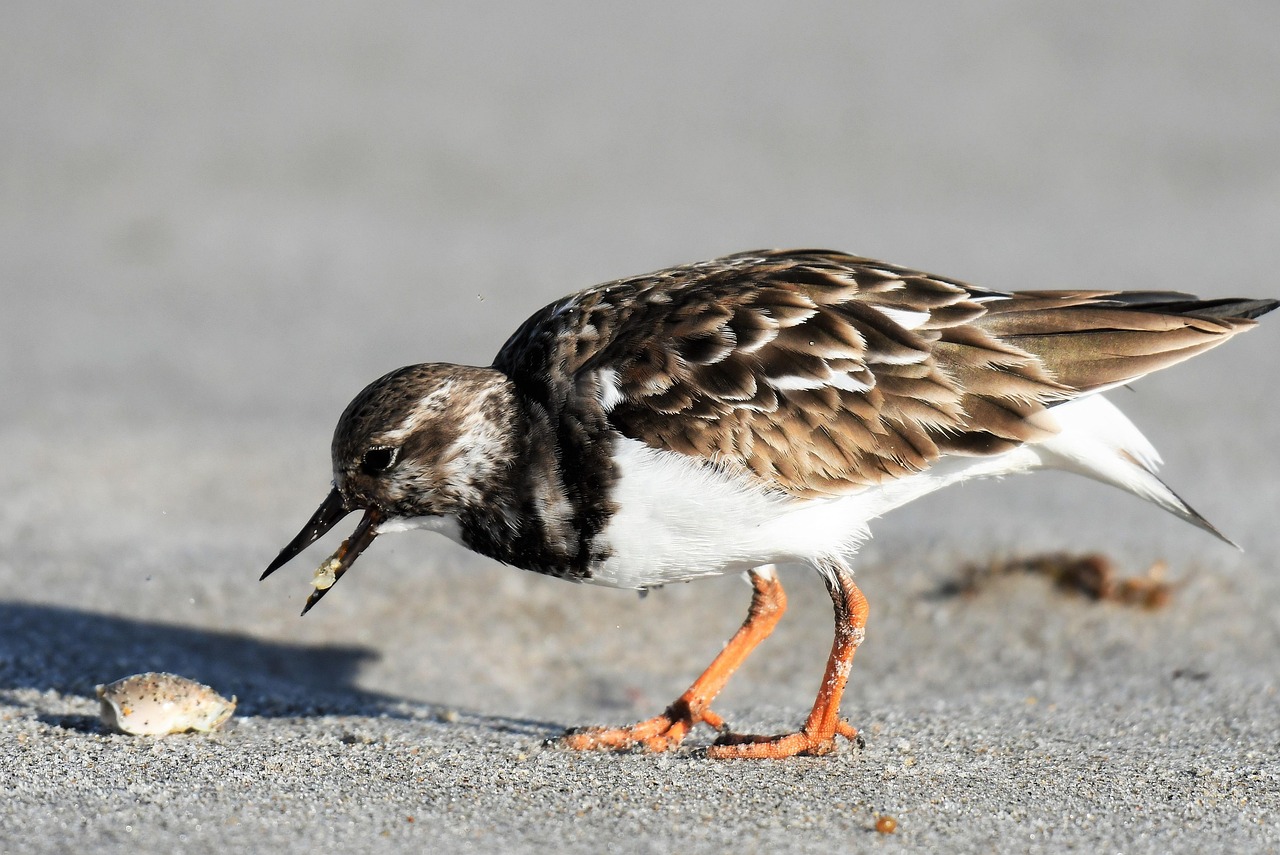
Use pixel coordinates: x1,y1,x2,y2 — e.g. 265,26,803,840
96,672,236,736
312,556,341,590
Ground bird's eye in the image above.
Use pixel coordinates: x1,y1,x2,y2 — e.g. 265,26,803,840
360,446,398,475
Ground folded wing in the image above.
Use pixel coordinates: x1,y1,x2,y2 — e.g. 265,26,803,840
494,249,1274,502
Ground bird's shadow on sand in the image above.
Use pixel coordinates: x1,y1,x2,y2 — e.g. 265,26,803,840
0,602,560,739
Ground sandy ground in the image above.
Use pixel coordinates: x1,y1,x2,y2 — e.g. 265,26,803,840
3,2,1279,852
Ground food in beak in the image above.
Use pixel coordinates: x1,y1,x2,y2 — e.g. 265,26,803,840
260,486,382,614
298,508,382,615
312,556,341,590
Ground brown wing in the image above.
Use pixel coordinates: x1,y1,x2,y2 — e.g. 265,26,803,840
975,290,1273,393
494,249,1270,499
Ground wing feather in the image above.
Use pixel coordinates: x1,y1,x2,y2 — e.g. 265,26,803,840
493,249,1267,498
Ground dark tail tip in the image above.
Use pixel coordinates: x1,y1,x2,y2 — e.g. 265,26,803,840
1112,293,1279,322
1190,297,1279,321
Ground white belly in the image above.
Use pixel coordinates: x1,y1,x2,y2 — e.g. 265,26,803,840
587,437,1040,589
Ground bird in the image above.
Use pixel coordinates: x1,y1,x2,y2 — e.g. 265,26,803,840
261,249,1276,758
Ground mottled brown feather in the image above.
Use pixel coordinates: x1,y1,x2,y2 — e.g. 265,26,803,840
493,250,1266,499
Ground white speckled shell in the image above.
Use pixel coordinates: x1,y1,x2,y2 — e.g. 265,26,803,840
95,672,236,736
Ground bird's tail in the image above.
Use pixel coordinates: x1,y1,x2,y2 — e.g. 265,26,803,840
976,291,1277,394
976,290,1277,543
1027,393,1233,545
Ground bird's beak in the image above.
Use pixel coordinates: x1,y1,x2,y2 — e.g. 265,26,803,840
260,486,383,615
261,486,352,580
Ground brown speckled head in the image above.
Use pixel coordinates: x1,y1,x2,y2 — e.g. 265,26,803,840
330,363,522,518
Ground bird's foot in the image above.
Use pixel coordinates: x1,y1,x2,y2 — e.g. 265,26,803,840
705,719,861,759
561,701,727,753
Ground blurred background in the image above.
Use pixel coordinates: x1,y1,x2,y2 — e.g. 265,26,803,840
2,1,1278,721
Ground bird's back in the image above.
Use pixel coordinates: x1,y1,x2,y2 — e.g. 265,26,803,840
494,249,1275,506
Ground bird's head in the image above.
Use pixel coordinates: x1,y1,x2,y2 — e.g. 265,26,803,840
261,363,517,612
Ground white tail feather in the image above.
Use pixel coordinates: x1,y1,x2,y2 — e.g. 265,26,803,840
1031,395,1231,544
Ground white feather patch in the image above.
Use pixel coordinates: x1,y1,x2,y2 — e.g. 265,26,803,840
596,368,625,412
767,369,871,393
1026,394,1209,529
378,513,465,545
872,306,931,330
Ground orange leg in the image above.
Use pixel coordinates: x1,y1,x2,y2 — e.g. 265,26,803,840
707,558,867,759
563,567,787,753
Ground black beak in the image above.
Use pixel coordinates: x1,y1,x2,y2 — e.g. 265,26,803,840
299,506,382,615
261,486,352,580
260,486,385,615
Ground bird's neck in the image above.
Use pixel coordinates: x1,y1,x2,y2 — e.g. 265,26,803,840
452,371,618,580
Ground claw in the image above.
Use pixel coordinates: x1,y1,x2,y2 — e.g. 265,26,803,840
561,703,727,753
707,720,860,759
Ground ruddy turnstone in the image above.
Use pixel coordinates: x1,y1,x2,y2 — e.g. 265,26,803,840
262,249,1276,758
